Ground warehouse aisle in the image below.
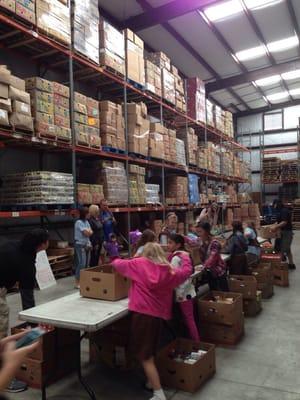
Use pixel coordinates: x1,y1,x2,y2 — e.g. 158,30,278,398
7,233,300,400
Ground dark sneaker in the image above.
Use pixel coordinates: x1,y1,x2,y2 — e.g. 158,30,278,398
289,264,296,270
5,379,27,393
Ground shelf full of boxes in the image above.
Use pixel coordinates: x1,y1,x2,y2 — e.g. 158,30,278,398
0,1,253,252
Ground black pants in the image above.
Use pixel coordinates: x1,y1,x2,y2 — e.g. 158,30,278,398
20,289,35,310
208,273,229,292
90,243,102,267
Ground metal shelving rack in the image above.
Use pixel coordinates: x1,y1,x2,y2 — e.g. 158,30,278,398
0,9,249,240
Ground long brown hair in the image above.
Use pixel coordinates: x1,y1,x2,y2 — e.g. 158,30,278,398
133,229,156,253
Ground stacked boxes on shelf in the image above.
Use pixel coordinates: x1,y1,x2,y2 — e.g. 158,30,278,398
146,184,160,204
129,165,146,205
188,174,200,204
145,59,162,97
0,171,74,205
36,0,70,45
223,150,234,177
99,18,125,76
126,102,149,157
149,122,165,159
224,111,234,138
166,176,189,205
100,100,125,150
163,128,177,163
173,66,186,112
215,105,225,133
177,127,198,165
206,100,215,127
148,52,175,105
187,77,206,123
175,138,187,166
53,82,71,141
77,183,104,204
6,72,33,132
0,66,11,128
74,0,99,64
98,161,128,205
15,0,35,24
26,77,54,137
125,29,145,86
74,92,101,147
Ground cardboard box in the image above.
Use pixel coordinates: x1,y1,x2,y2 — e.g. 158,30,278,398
0,98,12,112
9,86,30,104
200,315,245,345
10,74,25,91
198,291,243,327
0,0,15,13
228,275,257,300
26,77,53,93
0,109,9,126
13,100,32,116
9,112,33,131
243,291,262,317
259,225,280,239
251,263,273,285
124,29,145,85
0,83,9,99
156,338,216,393
257,281,274,299
0,66,11,85
80,265,130,301
272,262,289,287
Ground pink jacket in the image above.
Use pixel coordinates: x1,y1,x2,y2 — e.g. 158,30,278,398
112,255,193,320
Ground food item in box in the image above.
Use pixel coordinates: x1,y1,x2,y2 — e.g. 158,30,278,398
26,77,53,93
146,184,160,204
129,165,146,205
97,161,128,205
166,176,189,205
0,98,12,113
99,18,125,75
53,82,69,98
36,0,71,45
35,121,56,137
55,126,71,141
12,100,31,116
148,51,171,71
74,0,99,64
124,29,145,85
177,127,198,165
175,138,186,166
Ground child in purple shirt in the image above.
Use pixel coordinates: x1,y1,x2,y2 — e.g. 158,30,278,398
104,233,121,261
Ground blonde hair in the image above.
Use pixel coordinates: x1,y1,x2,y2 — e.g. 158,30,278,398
142,242,170,265
89,204,99,217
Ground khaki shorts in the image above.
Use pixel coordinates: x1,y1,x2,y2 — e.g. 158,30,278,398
0,288,8,339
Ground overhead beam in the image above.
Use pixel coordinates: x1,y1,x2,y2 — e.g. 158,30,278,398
286,0,300,57
122,0,219,31
236,98,300,118
206,58,300,93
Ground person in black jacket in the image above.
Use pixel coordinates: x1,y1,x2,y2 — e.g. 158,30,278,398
225,221,249,275
0,228,49,393
88,204,104,266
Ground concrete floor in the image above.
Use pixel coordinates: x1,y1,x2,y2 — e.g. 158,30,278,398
6,232,300,400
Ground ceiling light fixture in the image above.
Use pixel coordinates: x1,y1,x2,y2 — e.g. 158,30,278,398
281,69,300,80
255,75,282,86
267,35,299,53
236,45,266,61
203,0,243,22
266,91,289,101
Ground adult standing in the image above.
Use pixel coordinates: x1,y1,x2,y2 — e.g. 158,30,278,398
196,202,219,229
244,221,261,267
161,212,178,236
0,228,49,393
88,204,104,267
99,199,116,241
225,221,248,275
74,207,93,289
271,199,295,270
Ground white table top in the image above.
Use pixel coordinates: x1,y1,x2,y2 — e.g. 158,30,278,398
19,293,129,332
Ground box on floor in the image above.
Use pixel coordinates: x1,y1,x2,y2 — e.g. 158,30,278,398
243,291,262,317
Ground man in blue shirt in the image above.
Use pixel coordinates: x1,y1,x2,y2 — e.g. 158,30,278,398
99,199,116,241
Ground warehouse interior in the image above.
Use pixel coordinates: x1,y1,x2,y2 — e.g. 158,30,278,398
1,0,300,399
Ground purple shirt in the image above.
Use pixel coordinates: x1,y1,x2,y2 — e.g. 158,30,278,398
104,241,120,258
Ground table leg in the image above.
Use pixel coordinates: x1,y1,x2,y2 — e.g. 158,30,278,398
78,334,96,400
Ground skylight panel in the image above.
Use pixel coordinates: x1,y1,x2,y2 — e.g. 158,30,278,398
267,36,299,53
281,69,300,81
266,91,289,101
236,45,266,61
289,88,300,96
204,0,243,22
255,75,281,86
244,0,283,11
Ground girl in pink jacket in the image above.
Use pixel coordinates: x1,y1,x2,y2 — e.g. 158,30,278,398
112,242,192,400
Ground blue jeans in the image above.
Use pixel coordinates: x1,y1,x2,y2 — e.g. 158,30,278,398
74,243,91,280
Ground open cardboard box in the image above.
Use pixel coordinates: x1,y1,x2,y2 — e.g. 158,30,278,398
243,291,262,317
156,338,216,393
80,264,130,301
198,291,243,327
228,275,258,300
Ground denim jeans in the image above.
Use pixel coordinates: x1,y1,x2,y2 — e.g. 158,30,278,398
74,243,91,280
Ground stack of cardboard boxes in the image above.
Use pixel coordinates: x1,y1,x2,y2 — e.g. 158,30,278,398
149,122,165,159
77,183,104,204
177,127,198,165
125,29,145,86
166,176,189,205
99,18,125,75
126,102,149,157
164,128,177,163
148,52,175,105
175,138,187,166
224,111,234,138
173,66,186,112
98,161,128,205
74,92,101,148
198,291,244,345
2,0,36,24
36,0,71,45
206,100,215,127
228,275,262,317
26,77,55,138
2,70,33,132
223,151,234,177
53,82,71,141
74,0,99,64
215,105,225,133
129,165,146,205
187,77,206,123
197,146,208,170
100,100,125,150
145,59,162,97
146,184,160,204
